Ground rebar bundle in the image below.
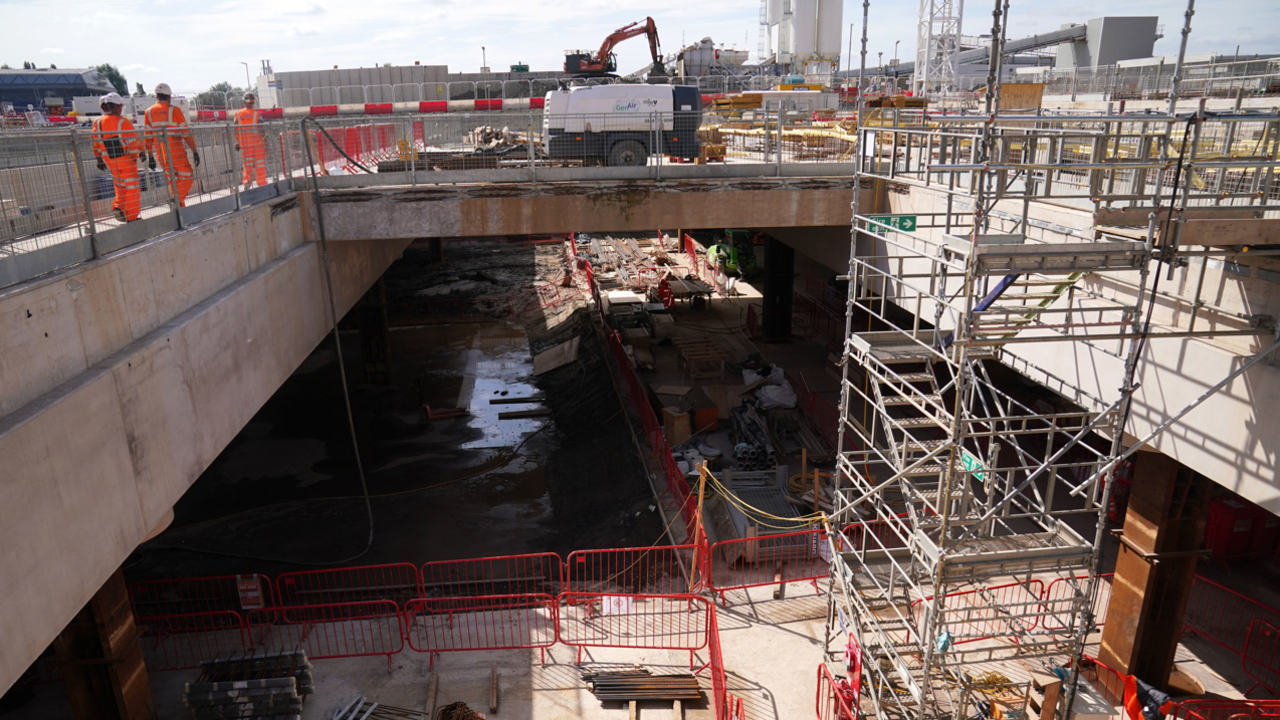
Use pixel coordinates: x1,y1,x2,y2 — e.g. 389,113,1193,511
583,669,704,702
184,651,313,720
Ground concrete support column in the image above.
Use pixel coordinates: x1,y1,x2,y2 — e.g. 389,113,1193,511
52,568,156,720
357,278,392,385
1098,450,1211,689
762,235,794,342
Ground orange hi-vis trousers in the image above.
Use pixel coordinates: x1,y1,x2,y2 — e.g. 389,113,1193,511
105,157,141,221
155,140,194,207
241,138,267,187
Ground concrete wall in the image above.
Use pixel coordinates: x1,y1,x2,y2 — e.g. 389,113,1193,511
319,178,869,240
0,197,409,693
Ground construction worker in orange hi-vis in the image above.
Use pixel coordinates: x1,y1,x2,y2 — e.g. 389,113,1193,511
91,92,145,223
233,92,267,189
143,82,199,207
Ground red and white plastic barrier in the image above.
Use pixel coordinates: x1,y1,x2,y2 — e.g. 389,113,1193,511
195,97,546,122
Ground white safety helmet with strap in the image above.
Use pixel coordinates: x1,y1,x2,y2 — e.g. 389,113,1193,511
154,82,172,96
99,92,125,108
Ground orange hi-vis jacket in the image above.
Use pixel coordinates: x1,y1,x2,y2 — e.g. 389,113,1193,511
233,106,267,186
92,114,144,221
233,107,263,146
143,101,193,160
144,101,195,205
91,114,144,160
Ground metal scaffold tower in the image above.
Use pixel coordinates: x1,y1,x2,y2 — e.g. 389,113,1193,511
825,1,1280,718
914,0,964,94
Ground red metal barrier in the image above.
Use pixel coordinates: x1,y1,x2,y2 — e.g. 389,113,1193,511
1244,619,1280,696
842,517,911,553
403,594,557,666
128,574,273,618
1041,573,1114,632
910,579,1045,642
727,694,745,720
136,610,252,672
684,233,698,260
603,323,697,535
248,601,405,670
795,372,840,450
1169,700,1280,720
566,545,702,596
707,528,830,605
1185,575,1280,658
421,553,562,598
793,292,845,351
275,563,420,610
913,580,1045,644
817,663,858,720
1080,654,1126,708
556,592,711,667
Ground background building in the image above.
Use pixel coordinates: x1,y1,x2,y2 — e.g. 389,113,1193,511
0,68,115,112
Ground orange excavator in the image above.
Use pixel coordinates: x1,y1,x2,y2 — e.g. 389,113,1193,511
564,17,669,78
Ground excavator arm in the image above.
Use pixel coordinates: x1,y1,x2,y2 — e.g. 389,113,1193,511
571,16,667,77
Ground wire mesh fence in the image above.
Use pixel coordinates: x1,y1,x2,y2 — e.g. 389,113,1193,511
1040,58,1280,100
1,106,860,290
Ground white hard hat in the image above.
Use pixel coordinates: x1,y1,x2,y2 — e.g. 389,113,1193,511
154,82,172,96
243,91,256,102
99,92,125,107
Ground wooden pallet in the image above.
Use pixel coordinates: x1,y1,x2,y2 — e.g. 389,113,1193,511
673,338,728,379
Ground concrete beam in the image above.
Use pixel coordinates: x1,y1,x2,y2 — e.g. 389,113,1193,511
0,196,409,694
1174,218,1280,247
1095,206,1261,227
319,178,869,240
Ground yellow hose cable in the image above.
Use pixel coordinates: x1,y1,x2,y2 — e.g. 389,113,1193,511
703,472,828,529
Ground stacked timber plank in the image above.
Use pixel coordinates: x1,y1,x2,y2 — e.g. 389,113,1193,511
183,651,313,719
583,669,703,702
709,93,763,111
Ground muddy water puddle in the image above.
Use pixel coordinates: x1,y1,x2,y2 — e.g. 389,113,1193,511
398,321,549,452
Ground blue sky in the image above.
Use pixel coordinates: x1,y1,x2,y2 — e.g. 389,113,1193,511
3,0,1277,95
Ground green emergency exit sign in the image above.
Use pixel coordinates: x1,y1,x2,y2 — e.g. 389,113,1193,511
867,215,918,234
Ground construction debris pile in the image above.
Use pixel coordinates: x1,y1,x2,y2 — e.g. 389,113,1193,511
467,125,529,155
182,651,314,719
577,233,687,292
583,669,703,703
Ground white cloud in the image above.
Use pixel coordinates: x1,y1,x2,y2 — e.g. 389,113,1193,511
39,47,65,54
287,24,322,36
125,63,147,70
